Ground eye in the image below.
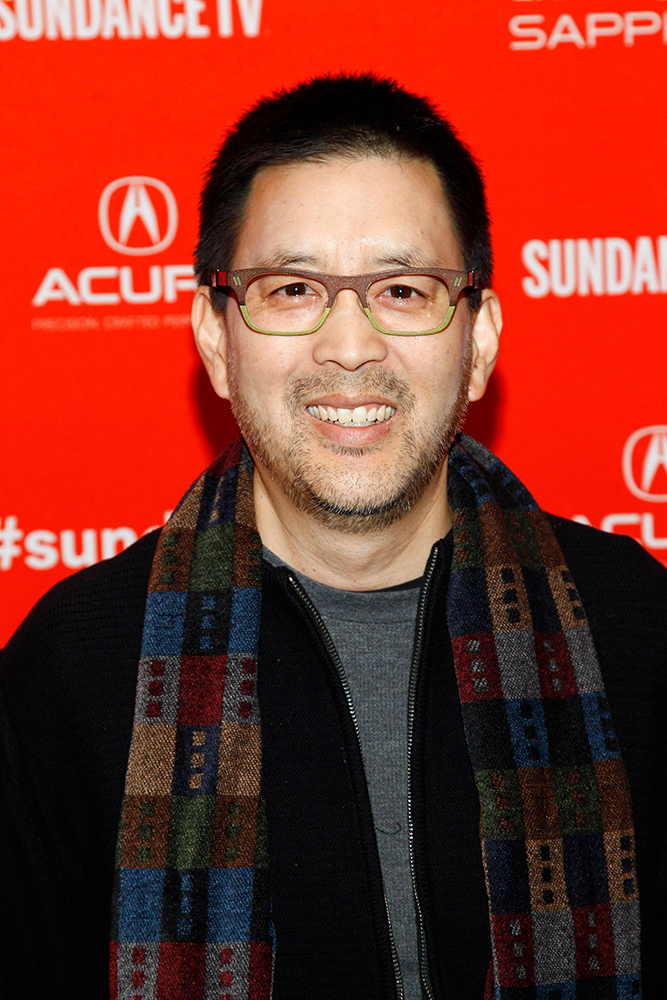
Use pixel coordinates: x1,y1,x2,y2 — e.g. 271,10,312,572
383,283,422,300
275,282,316,297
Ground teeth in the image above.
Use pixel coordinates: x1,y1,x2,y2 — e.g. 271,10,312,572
307,404,395,425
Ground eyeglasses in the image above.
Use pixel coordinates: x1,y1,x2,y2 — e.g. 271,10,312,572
209,267,478,336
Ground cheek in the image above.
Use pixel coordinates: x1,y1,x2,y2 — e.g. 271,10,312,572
224,307,316,429
398,335,466,398
230,332,305,402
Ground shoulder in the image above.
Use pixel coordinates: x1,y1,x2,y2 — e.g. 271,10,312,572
1,530,160,716
546,512,666,645
1,528,160,811
544,513,665,726
548,511,665,574
0,532,161,906
2,529,159,659
546,512,667,612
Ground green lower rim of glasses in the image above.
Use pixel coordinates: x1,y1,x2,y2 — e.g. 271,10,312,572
240,305,330,335
364,306,456,336
239,304,455,336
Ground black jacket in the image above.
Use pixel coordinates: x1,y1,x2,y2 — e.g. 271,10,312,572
1,516,666,999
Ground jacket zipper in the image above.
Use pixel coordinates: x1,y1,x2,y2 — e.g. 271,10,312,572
407,545,440,1000
286,573,405,1000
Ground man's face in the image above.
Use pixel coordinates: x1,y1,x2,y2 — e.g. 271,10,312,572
197,155,497,532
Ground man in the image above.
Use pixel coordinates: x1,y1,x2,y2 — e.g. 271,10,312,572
1,74,665,1000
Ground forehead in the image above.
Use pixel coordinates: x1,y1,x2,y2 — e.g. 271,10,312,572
232,155,463,271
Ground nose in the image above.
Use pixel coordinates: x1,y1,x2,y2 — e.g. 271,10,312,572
311,289,389,370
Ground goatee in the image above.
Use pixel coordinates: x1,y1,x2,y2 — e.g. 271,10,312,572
227,343,473,534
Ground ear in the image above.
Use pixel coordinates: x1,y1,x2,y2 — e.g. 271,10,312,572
468,289,502,402
192,286,231,400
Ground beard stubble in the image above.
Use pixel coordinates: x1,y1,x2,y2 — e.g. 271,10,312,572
226,341,473,535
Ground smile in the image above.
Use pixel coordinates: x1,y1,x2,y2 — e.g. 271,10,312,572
306,404,396,426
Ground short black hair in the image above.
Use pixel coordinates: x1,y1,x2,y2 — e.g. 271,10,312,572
195,73,492,312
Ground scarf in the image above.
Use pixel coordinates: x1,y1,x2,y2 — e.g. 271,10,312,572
111,434,641,999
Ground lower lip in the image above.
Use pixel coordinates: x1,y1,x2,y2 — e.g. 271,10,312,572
305,409,396,444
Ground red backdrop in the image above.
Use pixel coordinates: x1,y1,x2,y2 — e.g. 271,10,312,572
1,0,666,645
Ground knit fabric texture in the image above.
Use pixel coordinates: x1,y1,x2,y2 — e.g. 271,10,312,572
110,434,641,999
110,439,273,999
448,437,641,999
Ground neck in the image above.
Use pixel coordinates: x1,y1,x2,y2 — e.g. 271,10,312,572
252,460,451,591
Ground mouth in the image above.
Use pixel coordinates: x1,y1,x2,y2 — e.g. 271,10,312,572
306,403,397,427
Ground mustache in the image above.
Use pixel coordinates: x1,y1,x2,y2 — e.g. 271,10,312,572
284,370,416,414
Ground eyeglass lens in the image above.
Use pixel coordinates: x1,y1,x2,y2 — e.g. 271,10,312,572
242,273,454,334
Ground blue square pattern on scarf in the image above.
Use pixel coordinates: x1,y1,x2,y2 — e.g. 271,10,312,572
535,986,577,1000
615,973,643,1000
228,587,262,654
580,693,621,761
206,868,254,941
117,868,166,941
505,698,550,768
141,592,187,656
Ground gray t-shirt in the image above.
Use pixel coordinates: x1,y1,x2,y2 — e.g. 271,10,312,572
264,548,423,998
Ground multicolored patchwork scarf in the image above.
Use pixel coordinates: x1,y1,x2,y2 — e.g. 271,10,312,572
111,434,641,999
110,440,272,999
447,437,641,999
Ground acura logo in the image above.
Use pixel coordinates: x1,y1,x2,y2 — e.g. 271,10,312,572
98,177,178,256
623,426,667,503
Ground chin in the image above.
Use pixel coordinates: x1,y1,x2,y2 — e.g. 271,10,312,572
282,441,447,534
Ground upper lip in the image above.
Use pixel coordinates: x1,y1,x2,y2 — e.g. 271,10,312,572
304,395,397,409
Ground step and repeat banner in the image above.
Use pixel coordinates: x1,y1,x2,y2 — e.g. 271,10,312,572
1,0,666,644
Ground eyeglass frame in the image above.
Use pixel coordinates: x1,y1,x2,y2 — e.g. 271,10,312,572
208,266,479,336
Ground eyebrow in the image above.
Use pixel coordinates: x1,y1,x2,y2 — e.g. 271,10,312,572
258,247,440,272
372,250,437,269
258,250,321,269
